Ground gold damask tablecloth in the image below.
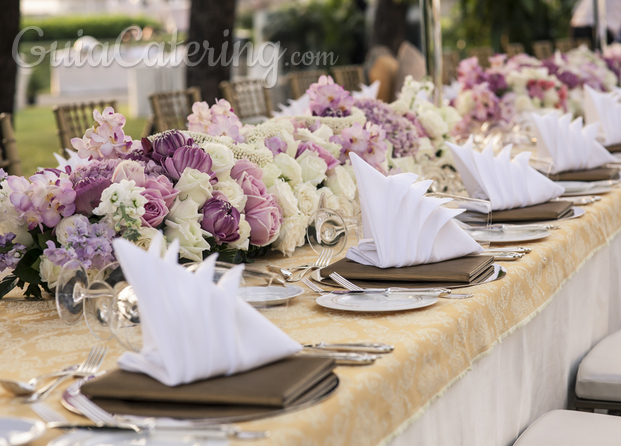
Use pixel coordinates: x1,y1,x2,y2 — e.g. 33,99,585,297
2,189,621,446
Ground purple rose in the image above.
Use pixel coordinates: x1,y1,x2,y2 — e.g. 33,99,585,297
74,177,112,215
245,193,283,247
236,171,269,210
201,197,241,245
140,189,168,228
296,141,340,170
163,146,217,182
144,175,178,209
230,159,263,181
147,130,194,163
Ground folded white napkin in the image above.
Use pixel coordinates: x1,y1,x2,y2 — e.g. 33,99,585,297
447,137,564,210
272,94,311,117
531,112,615,174
584,84,621,146
352,80,381,100
346,153,483,268
113,237,302,387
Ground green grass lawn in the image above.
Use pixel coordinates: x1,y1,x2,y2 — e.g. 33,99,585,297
14,104,147,176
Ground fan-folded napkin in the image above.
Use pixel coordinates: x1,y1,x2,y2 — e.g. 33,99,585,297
447,137,564,210
346,153,483,268
531,112,615,174
584,84,621,146
112,237,302,387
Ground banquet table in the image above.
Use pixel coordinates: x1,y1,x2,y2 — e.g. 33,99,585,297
3,188,621,446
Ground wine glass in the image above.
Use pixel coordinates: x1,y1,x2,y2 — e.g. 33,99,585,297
306,193,355,255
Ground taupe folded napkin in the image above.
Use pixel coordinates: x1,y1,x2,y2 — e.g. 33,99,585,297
491,200,574,223
605,144,621,153
82,356,335,411
320,256,494,289
548,167,619,182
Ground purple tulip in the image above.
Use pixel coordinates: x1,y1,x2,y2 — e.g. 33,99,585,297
149,130,195,163
230,159,263,182
73,177,112,215
201,197,241,245
162,146,217,182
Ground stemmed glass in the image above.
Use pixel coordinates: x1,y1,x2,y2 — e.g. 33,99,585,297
306,193,362,256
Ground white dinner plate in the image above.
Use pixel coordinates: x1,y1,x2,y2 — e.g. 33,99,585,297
242,285,304,307
316,292,438,313
466,227,550,243
0,417,46,446
49,431,227,446
556,181,595,193
562,185,614,196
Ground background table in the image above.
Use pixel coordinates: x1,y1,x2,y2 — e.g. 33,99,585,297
2,190,621,446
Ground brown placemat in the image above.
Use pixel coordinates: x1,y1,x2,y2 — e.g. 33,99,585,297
548,167,619,182
491,201,573,223
89,373,339,420
320,256,494,288
82,356,335,409
606,143,621,153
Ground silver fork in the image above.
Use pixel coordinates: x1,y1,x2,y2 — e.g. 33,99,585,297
328,272,473,299
288,249,333,282
30,402,69,423
302,278,327,294
23,346,108,403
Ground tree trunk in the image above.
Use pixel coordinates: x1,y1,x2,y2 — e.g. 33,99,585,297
0,0,20,116
371,0,408,54
186,0,237,105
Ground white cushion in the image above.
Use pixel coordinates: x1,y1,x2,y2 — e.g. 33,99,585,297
514,410,621,446
576,330,621,401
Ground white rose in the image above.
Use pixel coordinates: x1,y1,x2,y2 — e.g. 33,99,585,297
419,109,449,139
456,90,475,116
543,88,560,108
268,178,300,217
55,214,89,244
297,150,328,187
294,182,320,218
326,165,356,201
167,197,203,223
164,219,211,262
39,256,62,289
202,142,235,176
515,94,534,112
272,214,306,256
333,194,358,218
341,162,356,185
296,127,341,158
440,106,462,132
273,153,303,186
134,227,166,255
213,178,247,212
279,130,301,158
229,214,251,251
317,187,340,210
261,162,282,189
176,168,213,208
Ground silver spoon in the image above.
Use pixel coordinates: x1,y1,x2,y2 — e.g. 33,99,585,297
0,365,77,396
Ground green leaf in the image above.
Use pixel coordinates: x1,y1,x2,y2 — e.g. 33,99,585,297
37,230,55,250
0,275,18,299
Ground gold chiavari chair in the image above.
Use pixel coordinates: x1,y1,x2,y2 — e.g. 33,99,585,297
0,113,21,176
330,65,366,92
532,40,554,60
505,43,525,57
442,51,460,84
288,70,328,99
149,87,202,134
53,100,117,153
468,46,494,68
555,38,573,53
219,78,273,122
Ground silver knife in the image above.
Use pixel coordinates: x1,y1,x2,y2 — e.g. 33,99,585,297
47,422,143,433
303,342,394,353
297,350,379,365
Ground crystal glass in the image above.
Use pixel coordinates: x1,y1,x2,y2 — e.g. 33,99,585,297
306,193,349,255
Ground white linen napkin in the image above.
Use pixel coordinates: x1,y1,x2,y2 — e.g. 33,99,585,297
584,84,621,146
531,112,615,174
447,137,564,210
113,237,302,387
346,153,483,268
352,80,381,100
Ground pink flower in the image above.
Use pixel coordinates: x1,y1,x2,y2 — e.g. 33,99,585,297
187,99,245,143
245,193,283,246
111,160,146,186
208,115,244,143
236,171,269,210
230,159,263,182
307,75,354,117
144,175,178,209
140,188,168,228
295,141,340,170
458,57,485,89
332,122,388,170
71,107,136,160
265,136,287,156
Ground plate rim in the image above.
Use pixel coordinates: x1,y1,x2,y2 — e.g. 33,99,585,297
315,292,438,313
561,185,613,196
0,417,46,446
